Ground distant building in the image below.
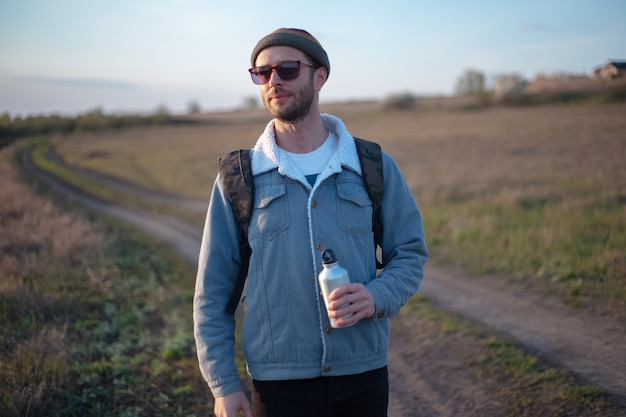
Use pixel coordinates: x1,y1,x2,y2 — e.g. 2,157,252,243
526,72,594,94
594,60,626,80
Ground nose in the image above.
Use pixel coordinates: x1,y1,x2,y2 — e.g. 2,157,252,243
268,68,284,86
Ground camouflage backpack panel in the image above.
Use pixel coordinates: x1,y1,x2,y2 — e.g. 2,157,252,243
218,149,253,314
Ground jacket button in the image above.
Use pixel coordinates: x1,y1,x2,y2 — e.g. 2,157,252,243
323,366,332,373
316,243,324,250
325,327,333,334
377,310,385,318
311,200,319,208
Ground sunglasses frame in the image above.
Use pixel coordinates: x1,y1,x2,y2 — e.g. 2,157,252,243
249,60,316,85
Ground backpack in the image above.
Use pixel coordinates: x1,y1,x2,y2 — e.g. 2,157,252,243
218,137,383,314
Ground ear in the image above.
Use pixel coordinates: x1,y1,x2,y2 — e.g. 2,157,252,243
314,67,328,91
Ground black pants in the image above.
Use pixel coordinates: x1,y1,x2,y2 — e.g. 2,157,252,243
252,366,388,417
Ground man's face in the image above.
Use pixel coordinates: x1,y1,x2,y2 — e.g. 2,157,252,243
255,46,320,123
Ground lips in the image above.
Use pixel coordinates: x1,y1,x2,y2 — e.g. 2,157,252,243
269,89,290,102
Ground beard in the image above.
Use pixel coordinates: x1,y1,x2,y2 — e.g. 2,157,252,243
263,80,315,123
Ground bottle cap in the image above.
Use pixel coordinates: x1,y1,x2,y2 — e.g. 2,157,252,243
322,249,337,265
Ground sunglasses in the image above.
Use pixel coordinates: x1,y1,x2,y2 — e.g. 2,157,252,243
248,60,316,85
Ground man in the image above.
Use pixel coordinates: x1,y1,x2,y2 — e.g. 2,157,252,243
194,28,428,417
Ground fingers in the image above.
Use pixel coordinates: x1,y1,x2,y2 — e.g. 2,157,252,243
214,391,254,417
328,283,357,301
327,283,375,323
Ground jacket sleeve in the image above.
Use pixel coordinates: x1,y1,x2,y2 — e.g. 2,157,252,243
193,174,244,397
366,151,429,320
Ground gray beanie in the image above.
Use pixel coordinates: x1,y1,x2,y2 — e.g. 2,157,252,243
251,28,330,78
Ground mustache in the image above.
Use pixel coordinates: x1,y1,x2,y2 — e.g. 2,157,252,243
268,87,289,95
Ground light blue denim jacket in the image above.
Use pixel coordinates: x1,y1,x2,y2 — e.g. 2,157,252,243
194,114,428,397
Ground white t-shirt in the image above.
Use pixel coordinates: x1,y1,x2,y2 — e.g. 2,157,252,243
281,132,338,186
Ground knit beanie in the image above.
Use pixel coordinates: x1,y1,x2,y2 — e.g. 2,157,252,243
251,28,330,78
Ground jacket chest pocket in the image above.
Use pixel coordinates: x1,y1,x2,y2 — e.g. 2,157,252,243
250,183,290,240
336,182,372,238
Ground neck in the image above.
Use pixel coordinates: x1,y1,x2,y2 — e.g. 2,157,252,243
274,113,328,154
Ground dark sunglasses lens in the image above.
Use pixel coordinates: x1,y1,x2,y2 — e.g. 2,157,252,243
275,62,300,81
251,67,271,85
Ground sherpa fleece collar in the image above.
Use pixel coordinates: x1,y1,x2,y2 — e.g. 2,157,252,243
250,114,362,183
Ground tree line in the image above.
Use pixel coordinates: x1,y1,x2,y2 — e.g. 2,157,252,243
0,106,174,149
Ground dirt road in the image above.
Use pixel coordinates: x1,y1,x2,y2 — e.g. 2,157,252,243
23,148,626,416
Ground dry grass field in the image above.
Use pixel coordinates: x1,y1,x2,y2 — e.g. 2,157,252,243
3,100,625,416
0,144,212,416
54,101,626,319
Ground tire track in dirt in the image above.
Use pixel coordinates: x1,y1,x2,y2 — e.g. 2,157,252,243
420,267,626,400
22,148,203,266
44,145,209,213
23,147,626,415
387,310,506,417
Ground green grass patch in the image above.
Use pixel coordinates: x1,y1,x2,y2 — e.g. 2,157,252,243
1,218,212,416
423,198,626,316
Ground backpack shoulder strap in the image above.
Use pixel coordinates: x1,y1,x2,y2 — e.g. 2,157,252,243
353,137,385,269
218,149,253,314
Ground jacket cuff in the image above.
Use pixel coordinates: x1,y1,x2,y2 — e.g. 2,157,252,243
368,286,388,322
209,374,243,398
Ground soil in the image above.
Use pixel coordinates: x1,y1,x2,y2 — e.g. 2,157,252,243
22,147,626,416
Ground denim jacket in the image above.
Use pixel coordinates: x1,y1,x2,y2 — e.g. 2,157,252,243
194,114,428,397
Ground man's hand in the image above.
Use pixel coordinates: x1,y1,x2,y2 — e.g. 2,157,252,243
328,283,375,327
214,391,253,417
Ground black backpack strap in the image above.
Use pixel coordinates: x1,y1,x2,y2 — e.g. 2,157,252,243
354,137,385,269
218,149,254,314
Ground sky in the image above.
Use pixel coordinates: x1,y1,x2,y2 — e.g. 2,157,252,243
1,0,625,116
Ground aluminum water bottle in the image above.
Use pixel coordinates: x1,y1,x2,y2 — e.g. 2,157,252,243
319,249,354,328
